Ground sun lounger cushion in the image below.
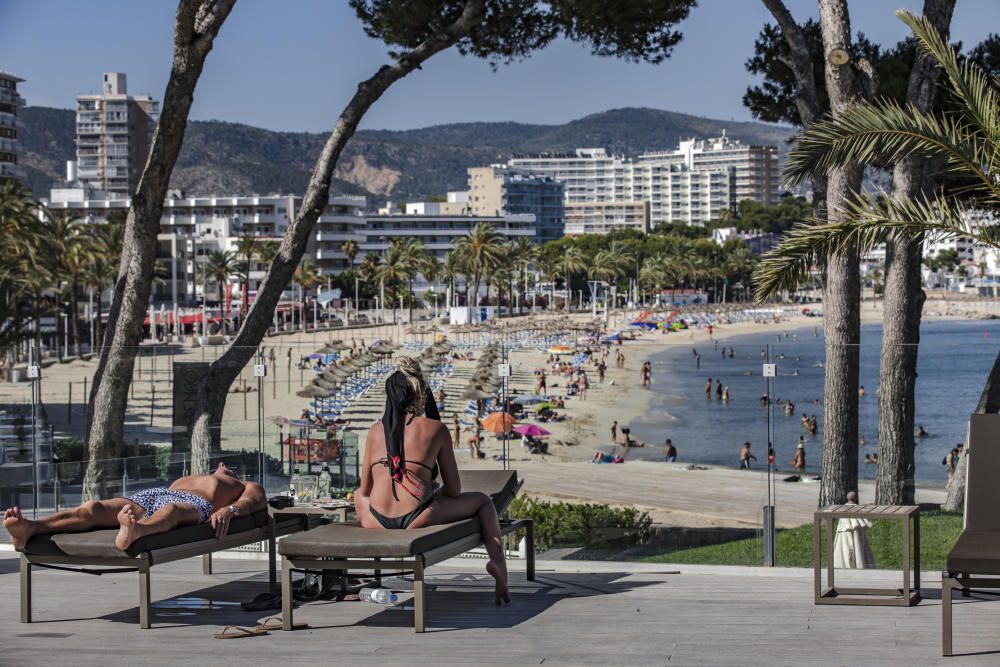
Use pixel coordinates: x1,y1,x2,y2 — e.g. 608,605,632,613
278,469,520,560
279,518,482,558
20,509,269,559
946,529,1000,574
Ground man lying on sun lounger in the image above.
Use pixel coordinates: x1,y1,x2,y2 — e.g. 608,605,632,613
3,462,265,551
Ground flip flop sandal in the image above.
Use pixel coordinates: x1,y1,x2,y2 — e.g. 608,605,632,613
254,616,310,632
214,625,269,639
241,592,285,612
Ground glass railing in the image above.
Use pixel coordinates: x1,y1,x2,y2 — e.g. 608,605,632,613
0,309,985,570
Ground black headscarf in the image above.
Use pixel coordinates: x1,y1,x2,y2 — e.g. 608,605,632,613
382,371,440,499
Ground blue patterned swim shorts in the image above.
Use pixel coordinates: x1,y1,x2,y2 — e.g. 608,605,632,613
126,488,214,524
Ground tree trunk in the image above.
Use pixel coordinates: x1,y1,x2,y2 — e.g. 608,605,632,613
944,349,1000,511
876,0,955,505
185,1,485,468
817,0,874,507
82,0,237,499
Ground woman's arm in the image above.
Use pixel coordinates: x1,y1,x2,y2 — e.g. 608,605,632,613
436,424,461,497
357,425,376,497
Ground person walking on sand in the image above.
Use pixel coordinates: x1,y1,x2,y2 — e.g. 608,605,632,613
611,420,618,445
792,442,806,472
739,442,757,469
664,439,677,463
452,414,461,450
641,361,651,388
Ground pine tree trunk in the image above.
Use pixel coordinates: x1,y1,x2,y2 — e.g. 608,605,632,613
185,1,485,465
816,0,874,506
875,0,955,506
82,0,236,499
819,166,863,507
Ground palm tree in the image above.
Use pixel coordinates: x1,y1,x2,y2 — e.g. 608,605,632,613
293,260,320,330
442,250,465,307
510,237,539,313
454,223,504,306
81,258,117,351
375,240,413,323
560,245,586,310
537,254,561,310
397,238,432,322
205,250,238,304
639,254,677,305
0,182,38,357
234,234,259,315
340,239,359,268
753,11,999,508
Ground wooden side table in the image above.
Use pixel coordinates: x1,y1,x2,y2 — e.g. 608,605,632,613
814,504,920,606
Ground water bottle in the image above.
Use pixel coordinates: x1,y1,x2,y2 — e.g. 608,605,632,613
359,587,398,605
317,464,332,499
289,467,301,501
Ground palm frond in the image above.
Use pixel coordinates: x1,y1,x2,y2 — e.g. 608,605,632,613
897,10,999,144
753,192,978,301
783,100,996,196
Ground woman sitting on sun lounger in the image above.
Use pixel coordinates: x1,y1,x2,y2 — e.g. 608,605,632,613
352,356,510,605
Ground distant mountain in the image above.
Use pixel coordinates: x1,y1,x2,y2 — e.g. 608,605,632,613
18,106,795,204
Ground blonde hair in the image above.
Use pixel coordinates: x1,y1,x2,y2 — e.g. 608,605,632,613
394,356,427,414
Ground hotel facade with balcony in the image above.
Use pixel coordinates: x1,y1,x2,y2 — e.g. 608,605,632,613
0,71,26,186
508,134,781,232
75,73,159,199
43,188,367,307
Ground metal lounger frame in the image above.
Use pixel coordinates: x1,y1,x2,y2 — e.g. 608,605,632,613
941,571,1000,656
20,516,302,629
281,517,535,633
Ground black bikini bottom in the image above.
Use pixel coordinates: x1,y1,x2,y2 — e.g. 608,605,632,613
369,496,434,530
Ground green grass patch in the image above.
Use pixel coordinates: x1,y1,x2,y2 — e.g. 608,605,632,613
641,510,963,569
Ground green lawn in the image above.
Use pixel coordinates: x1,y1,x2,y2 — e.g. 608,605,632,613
641,511,963,569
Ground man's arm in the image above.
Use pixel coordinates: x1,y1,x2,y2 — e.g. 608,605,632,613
210,482,266,539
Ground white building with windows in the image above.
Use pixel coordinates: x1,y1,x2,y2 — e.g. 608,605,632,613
44,188,367,307
509,134,781,232
0,71,26,185
75,73,159,199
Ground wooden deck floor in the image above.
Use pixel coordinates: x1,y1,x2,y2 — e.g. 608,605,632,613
1,553,998,666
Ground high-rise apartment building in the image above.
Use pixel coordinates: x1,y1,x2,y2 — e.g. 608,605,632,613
0,71,26,185
468,166,565,242
75,73,159,198
509,135,781,232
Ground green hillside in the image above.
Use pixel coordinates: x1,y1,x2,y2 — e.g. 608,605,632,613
18,106,794,204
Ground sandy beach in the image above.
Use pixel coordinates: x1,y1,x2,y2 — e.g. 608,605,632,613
1,297,971,529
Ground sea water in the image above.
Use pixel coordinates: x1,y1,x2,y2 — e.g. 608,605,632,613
624,318,1000,483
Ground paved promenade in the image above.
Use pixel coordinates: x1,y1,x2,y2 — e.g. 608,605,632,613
1,553,997,665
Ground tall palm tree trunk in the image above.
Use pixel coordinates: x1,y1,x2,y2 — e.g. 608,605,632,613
71,279,83,359
875,0,955,505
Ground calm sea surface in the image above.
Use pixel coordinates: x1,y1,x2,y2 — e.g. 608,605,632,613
624,318,1000,483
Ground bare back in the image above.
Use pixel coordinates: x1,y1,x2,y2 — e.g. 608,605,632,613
360,416,456,524
169,474,246,512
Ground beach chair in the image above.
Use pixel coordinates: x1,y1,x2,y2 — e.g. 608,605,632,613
17,508,303,628
278,469,534,632
942,413,1000,656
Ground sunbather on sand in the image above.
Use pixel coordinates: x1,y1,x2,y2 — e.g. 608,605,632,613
3,462,265,551
353,356,510,605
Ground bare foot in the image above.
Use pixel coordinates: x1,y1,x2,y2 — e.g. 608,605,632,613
115,505,142,550
486,560,510,605
3,507,32,550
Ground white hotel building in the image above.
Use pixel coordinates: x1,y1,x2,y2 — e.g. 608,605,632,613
509,134,781,233
44,185,367,306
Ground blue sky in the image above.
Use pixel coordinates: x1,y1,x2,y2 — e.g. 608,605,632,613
1,0,997,132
